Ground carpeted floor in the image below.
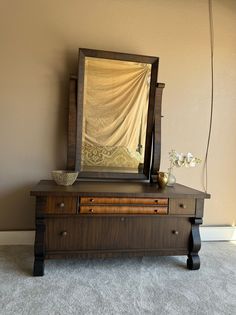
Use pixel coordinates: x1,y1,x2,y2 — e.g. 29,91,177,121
0,242,235,315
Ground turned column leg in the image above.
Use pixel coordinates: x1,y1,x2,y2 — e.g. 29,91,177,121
187,218,202,270
33,218,45,276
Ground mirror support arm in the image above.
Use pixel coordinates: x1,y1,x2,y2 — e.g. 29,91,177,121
150,82,165,183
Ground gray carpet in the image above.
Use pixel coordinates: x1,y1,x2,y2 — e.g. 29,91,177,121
0,242,236,315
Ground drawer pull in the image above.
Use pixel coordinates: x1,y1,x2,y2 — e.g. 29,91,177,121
90,198,94,203
154,209,159,213
120,217,125,222
89,208,94,213
173,230,179,235
60,231,67,237
155,200,159,203
58,202,65,208
179,203,187,209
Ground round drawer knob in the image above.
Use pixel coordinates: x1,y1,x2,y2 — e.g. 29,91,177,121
173,230,179,235
90,198,94,202
120,217,125,222
58,202,65,208
89,208,94,213
179,203,187,209
154,209,159,213
61,231,67,237
155,200,159,203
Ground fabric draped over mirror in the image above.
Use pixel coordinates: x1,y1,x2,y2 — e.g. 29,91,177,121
82,57,151,171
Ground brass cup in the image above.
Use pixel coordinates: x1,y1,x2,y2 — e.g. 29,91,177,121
157,172,169,189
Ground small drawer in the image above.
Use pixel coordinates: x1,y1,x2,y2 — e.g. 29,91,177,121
79,205,168,215
169,199,195,215
80,197,168,206
43,196,77,214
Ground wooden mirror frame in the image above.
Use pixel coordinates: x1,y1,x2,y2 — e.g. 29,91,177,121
67,76,165,182
67,48,165,181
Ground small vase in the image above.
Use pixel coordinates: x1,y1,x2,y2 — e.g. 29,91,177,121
157,172,168,189
167,172,176,186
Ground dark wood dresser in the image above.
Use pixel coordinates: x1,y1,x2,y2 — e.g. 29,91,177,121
31,180,210,276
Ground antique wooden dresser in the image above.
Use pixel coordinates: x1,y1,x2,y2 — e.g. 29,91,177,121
31,49,210,276
31,181,209,276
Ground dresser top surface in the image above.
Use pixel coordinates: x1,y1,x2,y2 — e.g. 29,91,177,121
30,180,210,199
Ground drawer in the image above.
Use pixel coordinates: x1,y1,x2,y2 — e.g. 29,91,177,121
45,216,191,251
169,199,195,215
80,205,168,215
42,196,77,214
80,197,168,206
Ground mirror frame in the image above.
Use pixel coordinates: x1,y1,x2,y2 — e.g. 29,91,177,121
75,48,159,180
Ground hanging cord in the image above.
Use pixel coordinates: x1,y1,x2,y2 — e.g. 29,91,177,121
203,0,214,193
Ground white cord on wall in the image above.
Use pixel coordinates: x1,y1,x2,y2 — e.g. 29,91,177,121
203,0,214,193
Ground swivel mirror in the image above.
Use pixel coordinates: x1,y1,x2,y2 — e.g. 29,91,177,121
75,49,159,179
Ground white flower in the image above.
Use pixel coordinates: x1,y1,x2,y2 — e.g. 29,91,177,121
175,153,185,167
168,150,201,170
186,152,193,163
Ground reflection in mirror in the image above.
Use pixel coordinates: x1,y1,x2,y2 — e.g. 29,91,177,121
81,57,152,173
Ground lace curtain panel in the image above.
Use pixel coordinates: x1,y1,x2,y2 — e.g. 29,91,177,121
82,57,151,170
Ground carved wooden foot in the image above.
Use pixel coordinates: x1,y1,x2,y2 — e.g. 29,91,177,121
33,258,45,276
34,217,45,276
187,254,200,270
187,217,202,270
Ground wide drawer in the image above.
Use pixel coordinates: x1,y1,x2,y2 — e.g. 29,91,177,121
80,205,168,214
169,199,195,215
41,196,77,214
80,197,168,206
45,216,191,251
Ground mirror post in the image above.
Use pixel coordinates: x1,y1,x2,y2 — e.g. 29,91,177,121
151,83,165,183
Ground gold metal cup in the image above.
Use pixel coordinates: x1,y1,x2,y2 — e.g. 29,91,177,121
157,172,168,189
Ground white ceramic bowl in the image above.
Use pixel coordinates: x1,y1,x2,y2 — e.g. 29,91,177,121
51,170,78,186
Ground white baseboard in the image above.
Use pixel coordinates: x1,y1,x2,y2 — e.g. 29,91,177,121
200,226,236,241
0,231,35,245
0,226,235,245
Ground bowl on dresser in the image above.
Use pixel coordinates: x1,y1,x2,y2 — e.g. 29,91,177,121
51,170,78,186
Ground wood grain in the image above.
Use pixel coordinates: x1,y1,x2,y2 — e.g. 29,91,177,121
45,216,191,251
46,249,188,259
195,198,204,217
43,196,77,214
79,205,168,214
80,196,168,205
67,76,77,170
31,181,210,199
169,199,195,215
151,83,165,179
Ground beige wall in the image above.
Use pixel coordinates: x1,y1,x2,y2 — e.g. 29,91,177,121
0,0,235,230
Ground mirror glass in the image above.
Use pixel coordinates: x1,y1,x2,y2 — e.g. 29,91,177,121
81,57,152,173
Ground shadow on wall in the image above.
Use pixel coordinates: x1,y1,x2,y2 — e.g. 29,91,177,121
1,49,79,231
52,49,78,170
218,0,236,12
0,183,36,230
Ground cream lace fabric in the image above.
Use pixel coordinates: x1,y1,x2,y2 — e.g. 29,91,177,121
82,57,151,170
81,143,142,170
